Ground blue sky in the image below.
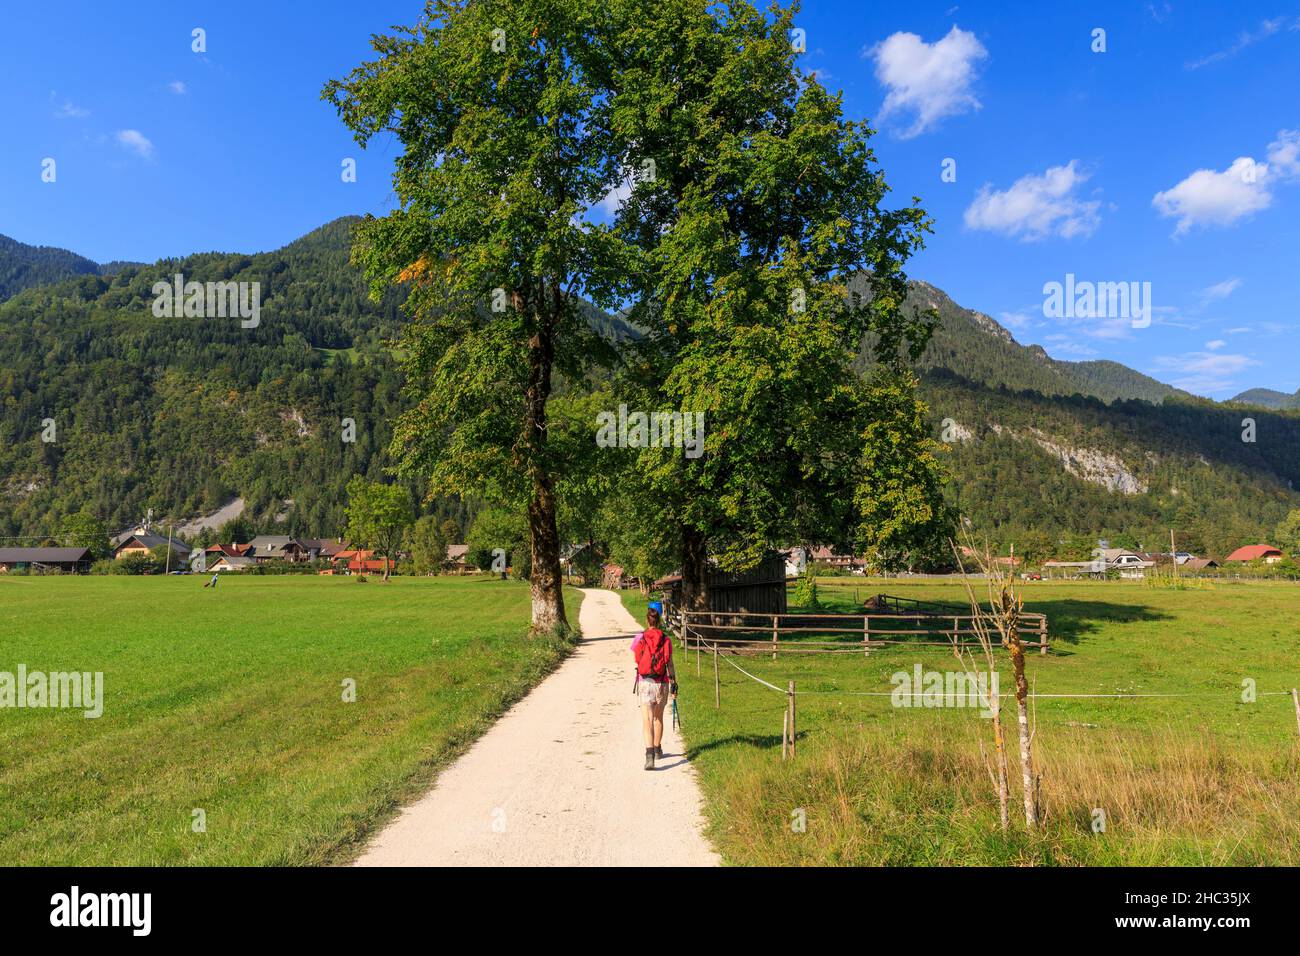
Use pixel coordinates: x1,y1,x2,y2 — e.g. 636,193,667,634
2,1,1298,399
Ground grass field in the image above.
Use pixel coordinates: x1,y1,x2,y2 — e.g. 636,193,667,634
0,574,580,865
621,579,1300,865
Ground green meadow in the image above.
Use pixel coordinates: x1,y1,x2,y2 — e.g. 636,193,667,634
622,579,1300,865
0,575,575,865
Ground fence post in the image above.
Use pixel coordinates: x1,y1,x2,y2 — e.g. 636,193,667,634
695,624,701,676
863,615,870,657
772,614,779,660
788,680,797,758
713,644,720,709
1292,688,1300,738
782,710,789,760
1039,616,1049,656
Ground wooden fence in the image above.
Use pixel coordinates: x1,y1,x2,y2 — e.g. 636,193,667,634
676,608,1050,656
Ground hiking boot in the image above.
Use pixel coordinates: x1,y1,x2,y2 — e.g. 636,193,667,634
654,745,663,758
644,747,655,771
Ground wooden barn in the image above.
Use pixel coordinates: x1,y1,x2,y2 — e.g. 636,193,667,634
653,552,788,616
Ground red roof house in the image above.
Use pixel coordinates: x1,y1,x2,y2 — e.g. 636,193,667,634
1224,544,1285,563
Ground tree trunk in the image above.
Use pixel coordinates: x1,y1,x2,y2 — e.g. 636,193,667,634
680,525,710,611
991,701,1010,832
523,282,567,634
1009,638,1038,829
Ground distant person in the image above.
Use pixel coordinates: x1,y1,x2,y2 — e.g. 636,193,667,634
631,607,676,770
204,572,219,589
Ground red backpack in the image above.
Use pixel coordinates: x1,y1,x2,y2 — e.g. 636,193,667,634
634,627,669,680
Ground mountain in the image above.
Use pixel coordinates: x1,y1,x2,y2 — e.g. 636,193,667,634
1,217,1296,559
0,234,99,301
1230,387,1300,410
894,279,1187,404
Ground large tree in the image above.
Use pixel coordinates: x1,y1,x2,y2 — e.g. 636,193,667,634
600,0,946,608
324,0,628,633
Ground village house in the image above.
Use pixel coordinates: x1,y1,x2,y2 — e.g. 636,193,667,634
600,563,637,589
445,544,470,571
781,547,808,579
1044,548,1153,578
808,546,865,574
0,547,93,574
296,538,349,561
209,554,256,572
204,542,254,560
246,535,308,563
112,530,192,562
1224,544,1285,564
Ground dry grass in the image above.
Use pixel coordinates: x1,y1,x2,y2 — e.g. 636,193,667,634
701,718,1300,866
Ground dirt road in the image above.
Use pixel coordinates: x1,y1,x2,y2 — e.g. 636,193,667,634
354,588,719,866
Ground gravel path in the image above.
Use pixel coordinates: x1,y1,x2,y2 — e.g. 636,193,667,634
354,588,719,866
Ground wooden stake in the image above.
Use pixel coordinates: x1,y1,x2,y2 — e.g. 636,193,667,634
782,710,789,760
1292,688,1300,738
788,680,797,758
713,644,719,709
772,614,779,660
863,615,870,657
1039,616,1049,656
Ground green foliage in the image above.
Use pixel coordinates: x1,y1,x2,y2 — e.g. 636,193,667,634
0,233,101,302
59,509,110,560
791,571,821,610
1273,508,1300,557
344,477,413,577
466,507,527,575
408,514,459,574
111,553,160,575
600,0,939,583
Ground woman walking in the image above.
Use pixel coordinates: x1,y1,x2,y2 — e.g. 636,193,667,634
631,607,677,770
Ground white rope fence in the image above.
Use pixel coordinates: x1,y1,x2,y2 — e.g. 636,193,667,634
691,629,1300,756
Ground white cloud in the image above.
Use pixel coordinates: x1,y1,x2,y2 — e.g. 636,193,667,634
1150,351,1259,395
1185,17,1297,70
1205,339,1226,350
1267,128,1300,177
53,100,89,119
169,80,187,95
964,161,1102,240
1227,326,1251,334
1201,277,1242,301
1152,157,1272,234
867,26,987,138
1153,132,1300,235
115,129,156,160
1042,336,1098,357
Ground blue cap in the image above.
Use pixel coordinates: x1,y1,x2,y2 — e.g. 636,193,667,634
648,601,663,615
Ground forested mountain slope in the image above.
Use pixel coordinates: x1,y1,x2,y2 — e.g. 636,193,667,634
2,215,1296,555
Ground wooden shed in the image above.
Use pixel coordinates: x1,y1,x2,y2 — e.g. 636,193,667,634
653,552,788,616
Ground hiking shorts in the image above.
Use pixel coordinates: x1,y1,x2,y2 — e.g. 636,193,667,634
637,677,669,708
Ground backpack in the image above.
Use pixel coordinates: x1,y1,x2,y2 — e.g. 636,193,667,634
634,627,669,680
